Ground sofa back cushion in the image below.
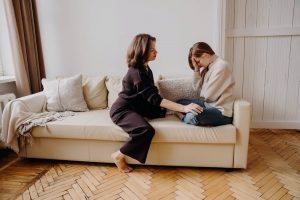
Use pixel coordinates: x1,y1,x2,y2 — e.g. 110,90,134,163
158,77,199,102
42,74,89,112
105,76,123,108
82,76,107,109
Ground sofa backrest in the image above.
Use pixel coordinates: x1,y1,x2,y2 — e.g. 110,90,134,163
103,75,201,110
43,74,208,111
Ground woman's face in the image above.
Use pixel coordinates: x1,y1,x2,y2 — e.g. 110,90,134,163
147,41,157,62
192,53,210,68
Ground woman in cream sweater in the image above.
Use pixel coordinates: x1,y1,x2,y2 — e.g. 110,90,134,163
176,42,235,126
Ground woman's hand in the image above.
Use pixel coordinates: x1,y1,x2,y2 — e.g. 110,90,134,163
160,99,203,115
183,103,203,115
192,58,200,72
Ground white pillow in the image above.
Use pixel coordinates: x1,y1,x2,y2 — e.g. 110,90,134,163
105,76,123,108
42,74,89,112
158,77,199,102
82,76,107,109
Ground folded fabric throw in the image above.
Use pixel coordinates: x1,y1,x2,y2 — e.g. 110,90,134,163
0,99,75,153
17,111,75,138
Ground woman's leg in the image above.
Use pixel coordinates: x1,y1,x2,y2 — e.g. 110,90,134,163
175,99,205,125
193,107,232,126
113,110,155,164
176,99,232,126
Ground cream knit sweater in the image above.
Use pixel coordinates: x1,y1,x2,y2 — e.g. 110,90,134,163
193,56,235,117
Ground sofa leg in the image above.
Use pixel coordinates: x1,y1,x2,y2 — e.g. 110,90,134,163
225,168,234,172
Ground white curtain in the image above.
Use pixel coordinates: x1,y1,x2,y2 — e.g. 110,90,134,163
0,0,30,97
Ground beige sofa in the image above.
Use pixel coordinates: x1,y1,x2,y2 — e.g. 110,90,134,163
6,76,251,169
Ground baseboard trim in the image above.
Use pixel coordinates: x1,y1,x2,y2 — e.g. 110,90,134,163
251,121,300,129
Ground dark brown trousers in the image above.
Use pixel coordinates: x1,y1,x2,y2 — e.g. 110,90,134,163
110,98,165,163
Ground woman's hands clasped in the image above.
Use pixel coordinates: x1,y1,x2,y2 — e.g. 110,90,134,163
183,103,203,115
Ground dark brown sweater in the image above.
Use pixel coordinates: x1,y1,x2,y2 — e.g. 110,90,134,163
110,66,165,121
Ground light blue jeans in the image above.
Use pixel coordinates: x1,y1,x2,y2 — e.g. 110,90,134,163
176,98,233,126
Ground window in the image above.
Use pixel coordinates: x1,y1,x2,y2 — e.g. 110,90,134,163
0,0,15,77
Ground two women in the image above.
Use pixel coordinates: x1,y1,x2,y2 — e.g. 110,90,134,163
109,34,202,173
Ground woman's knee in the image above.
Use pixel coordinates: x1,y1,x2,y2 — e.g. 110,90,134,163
140,125,155,138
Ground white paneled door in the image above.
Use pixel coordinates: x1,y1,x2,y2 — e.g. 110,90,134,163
224,0,300,129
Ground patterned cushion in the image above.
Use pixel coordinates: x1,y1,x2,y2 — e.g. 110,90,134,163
158,77,199,102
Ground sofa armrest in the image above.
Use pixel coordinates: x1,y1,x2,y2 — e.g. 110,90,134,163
0,92,46,152
17,92,46,113
232,99,251,169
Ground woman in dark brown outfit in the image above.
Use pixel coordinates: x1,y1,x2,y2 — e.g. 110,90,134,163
110,34,203,173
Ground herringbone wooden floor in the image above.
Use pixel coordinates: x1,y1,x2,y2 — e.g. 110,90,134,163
1,129,300,200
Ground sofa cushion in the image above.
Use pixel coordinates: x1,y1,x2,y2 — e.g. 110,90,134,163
42,74,89,112
32,110,236,144
82,76,107,109
105,76,122,108
158,77,199,102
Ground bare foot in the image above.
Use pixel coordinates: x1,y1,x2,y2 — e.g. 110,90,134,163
111,150,133,173
175,111,184,120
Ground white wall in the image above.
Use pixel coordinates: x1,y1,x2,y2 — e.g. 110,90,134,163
35,0,220,79
225,0,300,129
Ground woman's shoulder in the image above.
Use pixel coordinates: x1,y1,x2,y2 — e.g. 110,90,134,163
126,67,144,83
214,57,231,71
210,57,232,76
127,67,140,76
215,57,229,66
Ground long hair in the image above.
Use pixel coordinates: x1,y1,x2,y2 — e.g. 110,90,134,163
188,42,215,70
127,34,156,69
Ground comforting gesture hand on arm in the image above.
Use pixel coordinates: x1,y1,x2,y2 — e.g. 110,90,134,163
183,103,203,115
160,99,203,115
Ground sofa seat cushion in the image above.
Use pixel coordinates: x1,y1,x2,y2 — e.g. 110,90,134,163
31,110,236,144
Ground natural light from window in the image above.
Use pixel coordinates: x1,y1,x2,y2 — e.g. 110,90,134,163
0,0,15,79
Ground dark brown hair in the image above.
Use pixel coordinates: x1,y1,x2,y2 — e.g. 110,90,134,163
127,33,156,68
188,42,215,70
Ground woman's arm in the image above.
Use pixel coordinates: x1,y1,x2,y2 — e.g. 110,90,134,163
160,99,203,114
202,65,234,102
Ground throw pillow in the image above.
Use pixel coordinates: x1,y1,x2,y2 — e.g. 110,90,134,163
82,75,107,109
105,76,122,108
158,77,199,102
42,74,89,112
